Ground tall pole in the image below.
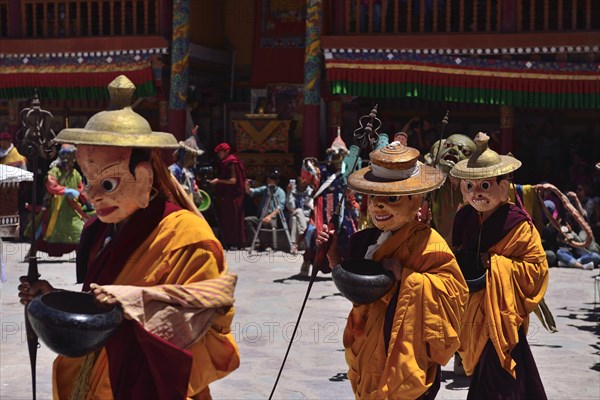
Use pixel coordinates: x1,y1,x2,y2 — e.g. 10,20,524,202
302,0,323,158
168,0,191,141
17,90,57,400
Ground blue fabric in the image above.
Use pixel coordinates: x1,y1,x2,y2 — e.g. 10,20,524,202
557,247,600,267
64,188,80,199
168,163,184,183
251,185,286,216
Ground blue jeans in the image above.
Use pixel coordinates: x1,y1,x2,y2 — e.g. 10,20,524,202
557,248,600,267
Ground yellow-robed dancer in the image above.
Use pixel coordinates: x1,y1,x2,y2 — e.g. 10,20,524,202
450,132,548,400
18,76,239,399
318,141,468,399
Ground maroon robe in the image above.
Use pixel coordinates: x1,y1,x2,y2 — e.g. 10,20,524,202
215,154,246,248
77,199,193,399
453,203,547,400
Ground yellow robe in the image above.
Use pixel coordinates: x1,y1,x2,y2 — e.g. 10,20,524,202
344,221,468,400
0,145,27,168
52,210,239,399
508,183,544,233
458,220,549,377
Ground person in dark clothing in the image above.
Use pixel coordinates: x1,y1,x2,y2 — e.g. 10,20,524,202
450,132,548,400
210,142,247,249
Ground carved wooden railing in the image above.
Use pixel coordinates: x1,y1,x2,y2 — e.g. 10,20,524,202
18,0,159,38
343,0,598,34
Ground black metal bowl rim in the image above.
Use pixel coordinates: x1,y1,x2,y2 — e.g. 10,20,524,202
30,291,122,318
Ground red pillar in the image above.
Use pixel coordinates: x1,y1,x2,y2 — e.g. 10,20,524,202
8,0,22,38
303,105,321,158
499,105,514,155
499,1,516,154
302,0,324,159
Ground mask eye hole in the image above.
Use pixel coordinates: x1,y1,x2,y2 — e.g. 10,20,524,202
387,195,401,203
462,149,472,157
465,181,474,192
480,181,492,190
444,141,451,148
101,178,120,193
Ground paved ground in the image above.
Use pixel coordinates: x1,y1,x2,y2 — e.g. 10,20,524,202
1,241,599,399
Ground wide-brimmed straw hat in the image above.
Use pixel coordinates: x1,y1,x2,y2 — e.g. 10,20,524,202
348,141,444,196
450,132,520,180
54,75,179,149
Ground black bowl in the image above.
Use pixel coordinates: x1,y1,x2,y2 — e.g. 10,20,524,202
27,291,123,358
332,259,395,305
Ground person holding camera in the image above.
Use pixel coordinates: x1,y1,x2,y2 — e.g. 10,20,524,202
210,142,247,250
245,170,286,250
286,175,314,254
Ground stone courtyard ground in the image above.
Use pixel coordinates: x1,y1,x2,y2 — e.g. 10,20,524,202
1,242,599,399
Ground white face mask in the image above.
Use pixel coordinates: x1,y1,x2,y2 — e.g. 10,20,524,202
460,178,509,214
368,194,423,232
77,145,154,224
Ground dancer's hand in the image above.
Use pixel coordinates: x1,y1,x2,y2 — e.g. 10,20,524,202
316,224,341,268
90,283,119,308
18,276,54,306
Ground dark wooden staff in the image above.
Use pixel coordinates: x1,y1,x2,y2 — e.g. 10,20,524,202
268,105,381,399
17,90,57,400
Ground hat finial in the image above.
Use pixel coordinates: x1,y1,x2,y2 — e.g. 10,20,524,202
108,75,135,110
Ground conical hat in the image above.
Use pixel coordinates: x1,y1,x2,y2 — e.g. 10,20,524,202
54,75,179,149
348,141,444,196
450,132,520,180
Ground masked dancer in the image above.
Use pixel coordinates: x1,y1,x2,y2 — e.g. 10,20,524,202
18,76,239,399
318,141,467,399
450,132,548,400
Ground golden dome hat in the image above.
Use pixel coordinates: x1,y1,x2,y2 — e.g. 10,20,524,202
449,132,521,180
348,141,444,196
54,75,179,149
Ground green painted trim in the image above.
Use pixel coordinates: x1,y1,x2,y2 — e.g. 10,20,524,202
0,81,156,101
330,81,600,109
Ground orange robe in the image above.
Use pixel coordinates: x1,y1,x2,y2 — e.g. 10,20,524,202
343,221,468,399
52,210,239,399
458,220,549,377
0,145,27,168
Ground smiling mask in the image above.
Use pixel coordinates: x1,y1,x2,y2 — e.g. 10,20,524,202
368,193,423,232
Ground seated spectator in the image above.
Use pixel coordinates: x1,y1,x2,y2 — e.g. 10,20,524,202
245,170,286,251
571,183,595,223
540,200,559,267
541,198,600,270
556,231,600,270
286,175,314,254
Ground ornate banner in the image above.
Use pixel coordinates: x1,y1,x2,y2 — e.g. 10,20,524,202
234,118,290,152
0,54,155,100
324,50,600,109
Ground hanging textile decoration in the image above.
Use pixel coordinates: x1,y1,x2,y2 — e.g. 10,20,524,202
325,50,600,109
1,53,156,100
